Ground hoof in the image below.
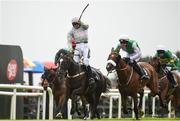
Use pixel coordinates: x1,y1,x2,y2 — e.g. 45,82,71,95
139,110,144,117
83,116,88,120
56,112,63,118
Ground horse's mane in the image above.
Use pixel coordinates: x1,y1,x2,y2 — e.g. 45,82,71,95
54,49,71,64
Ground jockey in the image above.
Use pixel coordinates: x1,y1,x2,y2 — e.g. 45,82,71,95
67,17,95,88
155,45,179,88
115,35,150,80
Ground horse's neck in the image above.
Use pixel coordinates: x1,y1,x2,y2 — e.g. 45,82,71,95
53,76,64,88
116,60,131,84
158,73,165,79
67,60,82,76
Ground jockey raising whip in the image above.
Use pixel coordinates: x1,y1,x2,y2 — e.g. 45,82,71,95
67,3,96,91
79,3,89,21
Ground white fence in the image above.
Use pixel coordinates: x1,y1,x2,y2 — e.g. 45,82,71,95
0,84,173,120
0,84,53,120
67,88,173,119
101,89,173,118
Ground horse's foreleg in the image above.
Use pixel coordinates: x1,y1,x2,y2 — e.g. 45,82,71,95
74,96,81,116
55,94,69,119
56,89,70,119
81,96,89,119
122,96,128,114
133,94,139,120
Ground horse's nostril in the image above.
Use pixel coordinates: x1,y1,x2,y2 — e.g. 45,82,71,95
106,64,111,71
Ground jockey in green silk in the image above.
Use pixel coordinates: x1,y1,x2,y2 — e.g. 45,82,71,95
115,35,150,80
155,45,179,88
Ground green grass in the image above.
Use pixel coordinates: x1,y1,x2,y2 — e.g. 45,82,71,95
0,118,180,121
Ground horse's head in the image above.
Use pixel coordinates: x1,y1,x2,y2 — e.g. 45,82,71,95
41,68,57,89
54,49,72,65
106,47,121,73
149,56,161,73
56,52,73,74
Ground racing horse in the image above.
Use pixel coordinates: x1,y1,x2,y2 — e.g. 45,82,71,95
55,49,111,119
41,68,67,118
106,48,160,120
41,68,89,119
149,56,180,116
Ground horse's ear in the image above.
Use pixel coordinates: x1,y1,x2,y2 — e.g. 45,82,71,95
111,47,114,52
44,67,48,71
53,68,57,72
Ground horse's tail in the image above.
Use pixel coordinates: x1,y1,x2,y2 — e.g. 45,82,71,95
91,67,111,93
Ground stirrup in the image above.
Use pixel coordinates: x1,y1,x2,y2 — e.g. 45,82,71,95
88,78,95,88
89,78,95,84
173,84,178,88
141,75,150,80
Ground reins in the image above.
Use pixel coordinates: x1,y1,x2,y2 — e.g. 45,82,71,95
119,65,128,71
67,72,85,79
117,65,134,85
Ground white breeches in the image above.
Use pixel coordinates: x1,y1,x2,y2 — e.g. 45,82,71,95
120,49,141,61
73,43,89,66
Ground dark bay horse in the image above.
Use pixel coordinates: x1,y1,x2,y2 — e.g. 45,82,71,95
106,48,160,120
149,57,180,116
41,68,90,119
56,51,111,119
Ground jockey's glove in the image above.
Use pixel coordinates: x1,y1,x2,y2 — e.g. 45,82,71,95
124,57,131,63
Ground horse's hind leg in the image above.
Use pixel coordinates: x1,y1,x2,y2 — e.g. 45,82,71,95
94,94,101,119
132,94,139,120
138,89,144,109
147,93,153,114
83,103,89,120
138,89,145,117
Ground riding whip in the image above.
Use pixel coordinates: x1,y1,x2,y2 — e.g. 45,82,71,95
78,3,89,21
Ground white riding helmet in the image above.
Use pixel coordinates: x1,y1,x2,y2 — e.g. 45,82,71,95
119,35,129,40
71,17,79,24
156,45,167,51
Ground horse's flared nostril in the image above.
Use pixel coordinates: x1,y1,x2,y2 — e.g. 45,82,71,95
106,64,111,72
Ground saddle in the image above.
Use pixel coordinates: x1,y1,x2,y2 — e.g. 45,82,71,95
142,67,149,76
81,65,100,81
91,68,101,81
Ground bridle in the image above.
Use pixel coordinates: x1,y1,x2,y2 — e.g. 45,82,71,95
107,52,134,85
57,54,86,79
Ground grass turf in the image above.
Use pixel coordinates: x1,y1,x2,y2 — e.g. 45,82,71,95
0,118,180,121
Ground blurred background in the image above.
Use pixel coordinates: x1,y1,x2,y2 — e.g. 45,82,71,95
0,0,180,85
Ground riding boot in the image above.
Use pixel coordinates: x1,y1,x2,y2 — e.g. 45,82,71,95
166,70,178,88
131,61,150,80
86,65,95,88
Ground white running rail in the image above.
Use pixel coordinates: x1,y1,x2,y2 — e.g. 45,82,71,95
67,88,172,119
0,84,53,120
101,89,172,118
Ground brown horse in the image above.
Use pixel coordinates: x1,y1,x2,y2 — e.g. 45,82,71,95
55,49,111,119
41,68,67,118
149,57,180,116
106,48,160,120
41,68,90,119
